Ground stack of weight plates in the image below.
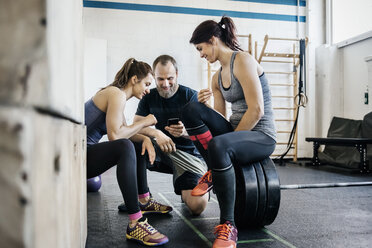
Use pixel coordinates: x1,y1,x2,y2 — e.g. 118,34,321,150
234,158,281,228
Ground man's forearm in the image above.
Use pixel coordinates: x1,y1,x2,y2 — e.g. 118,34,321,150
129,134,148,143
138,126,160,138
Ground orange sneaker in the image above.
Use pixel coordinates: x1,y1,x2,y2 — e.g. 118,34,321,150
191,170,213,196
212,221,238,248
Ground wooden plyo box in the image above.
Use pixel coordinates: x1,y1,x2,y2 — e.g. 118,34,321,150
0,107,87,248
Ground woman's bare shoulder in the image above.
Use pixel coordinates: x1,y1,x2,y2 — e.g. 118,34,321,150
93,86,125,111
235,51,256,64
98,86,124,99
234,51,263,74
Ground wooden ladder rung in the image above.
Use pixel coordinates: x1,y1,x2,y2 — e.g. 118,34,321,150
273,107,296,110
275,119,295,121
275,142,296,145
271,154,295,156
261,60,293,63
272,96,295,98
270,84,295,86
263,53,299,58
237,34,251,38
277,130,292,133
268,37,302,41
266,71,295,75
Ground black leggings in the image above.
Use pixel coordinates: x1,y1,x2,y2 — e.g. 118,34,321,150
182,102,276,224
87,139,149,215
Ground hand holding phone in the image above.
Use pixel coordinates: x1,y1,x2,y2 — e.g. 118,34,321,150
165,118,185,138
167,118,179,126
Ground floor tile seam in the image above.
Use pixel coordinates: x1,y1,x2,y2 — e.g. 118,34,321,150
262,228,297,248
157,192,213,247
237,238,275,244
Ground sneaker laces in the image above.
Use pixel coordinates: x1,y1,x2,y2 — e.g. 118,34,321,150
214,224,232,241
199,170,212,184
144,198,162,211
138,218,157,235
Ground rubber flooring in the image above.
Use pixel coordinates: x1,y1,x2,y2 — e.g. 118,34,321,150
86,162,372,248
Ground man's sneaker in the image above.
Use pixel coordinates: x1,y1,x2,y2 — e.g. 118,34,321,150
191,170,213,196
140,198,173,214
212,221,238,248
126,218,169,246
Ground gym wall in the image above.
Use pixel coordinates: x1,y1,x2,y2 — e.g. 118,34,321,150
315,37,372,138
342,39,372,119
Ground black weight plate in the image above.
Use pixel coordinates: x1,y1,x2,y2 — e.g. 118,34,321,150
261,158,281,226
234,164,258,228
253,161,267,227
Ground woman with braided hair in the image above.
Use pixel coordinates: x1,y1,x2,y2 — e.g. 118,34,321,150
85,58,171,246
183,16,276,248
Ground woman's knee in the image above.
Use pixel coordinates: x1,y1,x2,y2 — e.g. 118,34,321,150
208,137,231,170
114,139,137,173
114,138,135,155
208,137,225,153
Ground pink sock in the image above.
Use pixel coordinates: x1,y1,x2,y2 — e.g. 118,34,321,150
129,211,142,221
138,192,150,199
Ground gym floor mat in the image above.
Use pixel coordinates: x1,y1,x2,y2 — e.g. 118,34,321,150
86,162,372,248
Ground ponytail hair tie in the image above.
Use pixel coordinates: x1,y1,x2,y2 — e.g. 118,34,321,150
218,22,225,29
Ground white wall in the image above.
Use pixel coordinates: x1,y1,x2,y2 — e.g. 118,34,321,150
342,38,372,119
315,37,372,139
366,56,372,100
315,45,343,137
83,38,107,102
83,0,315,156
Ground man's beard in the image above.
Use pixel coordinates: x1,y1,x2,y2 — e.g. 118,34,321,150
157,82,178,99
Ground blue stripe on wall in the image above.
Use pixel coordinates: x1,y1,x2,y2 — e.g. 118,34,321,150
231,0,306,7
83,1,306,23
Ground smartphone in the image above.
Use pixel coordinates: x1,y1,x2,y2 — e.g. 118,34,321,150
167,118,179,126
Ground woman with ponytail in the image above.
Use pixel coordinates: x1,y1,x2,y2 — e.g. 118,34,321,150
183,16,276,248
85,58,171,246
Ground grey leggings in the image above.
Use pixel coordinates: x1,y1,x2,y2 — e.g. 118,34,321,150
182,102,276,225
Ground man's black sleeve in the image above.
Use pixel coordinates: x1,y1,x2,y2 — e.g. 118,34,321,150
188,89,198,103
135,95,150,117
